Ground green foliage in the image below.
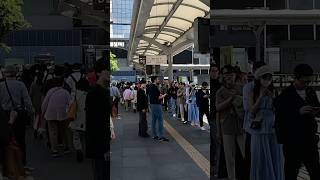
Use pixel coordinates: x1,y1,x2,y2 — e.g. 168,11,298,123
110,51,118,72
0,0,31,52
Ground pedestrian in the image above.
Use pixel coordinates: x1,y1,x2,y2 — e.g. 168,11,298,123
274,64,320,180
29,71,45,139
0,65,34,172
216,65,245,180
110,82,121,119
177,82,186,123
242,61,266,179
123,86,132,111
137,80,150,137
168,82,178,118
196,81,210,131
69,74,90,163
187,83,199,126
41,71,72,158
131,86,138,113
248,65,284,180
85,59,110,180
148,76,169,142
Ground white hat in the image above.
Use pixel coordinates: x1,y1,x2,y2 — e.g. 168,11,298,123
254,65,273,79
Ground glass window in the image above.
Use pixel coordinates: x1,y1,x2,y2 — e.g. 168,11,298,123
201,69,209,74
290,25,314,40
289,0,313,9
213,0,264,9
266,25,288,47
193,58,200,64
316,25,320,40
316,0,320,9
193,69,200,75
267,0,286,9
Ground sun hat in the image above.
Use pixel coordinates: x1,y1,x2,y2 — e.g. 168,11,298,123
254,65,273,79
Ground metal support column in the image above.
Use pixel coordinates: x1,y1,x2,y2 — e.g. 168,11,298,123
252,24,265,62
168,53,173,81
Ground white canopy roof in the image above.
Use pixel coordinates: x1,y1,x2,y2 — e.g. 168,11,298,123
129,0,209,63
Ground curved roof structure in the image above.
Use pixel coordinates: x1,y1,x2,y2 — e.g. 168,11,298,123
129,0,209,63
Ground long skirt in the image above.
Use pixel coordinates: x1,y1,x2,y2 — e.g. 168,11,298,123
188,104,199,123
250,133,284,180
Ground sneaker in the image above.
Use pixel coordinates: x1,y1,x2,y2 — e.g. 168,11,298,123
159,137,169,142
191,122,195,126
173,114,176,117
183,121,188,124
152,136,159,140
51,151,60,158
24,166,35,172
64,148,71,154
200,126,206,131
181,119,185,122
76,150,84,163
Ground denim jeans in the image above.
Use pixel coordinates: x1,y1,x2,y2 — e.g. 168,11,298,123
169,98,177,117
150,104,164,138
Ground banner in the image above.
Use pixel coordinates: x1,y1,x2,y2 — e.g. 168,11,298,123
146,55,167,65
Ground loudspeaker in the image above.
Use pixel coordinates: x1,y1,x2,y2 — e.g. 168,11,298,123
194,17,210,54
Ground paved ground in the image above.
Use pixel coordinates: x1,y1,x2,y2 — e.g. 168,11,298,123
27,128,92,180
110,106,210,180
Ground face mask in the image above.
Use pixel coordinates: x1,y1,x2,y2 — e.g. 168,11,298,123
261,79,272,87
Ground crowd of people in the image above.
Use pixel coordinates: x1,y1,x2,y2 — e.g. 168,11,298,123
110,62,320,180
209,62,320,180
0,59,114,180
110,77,211,138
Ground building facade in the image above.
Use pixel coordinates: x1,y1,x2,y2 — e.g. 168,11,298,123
211,0,320,73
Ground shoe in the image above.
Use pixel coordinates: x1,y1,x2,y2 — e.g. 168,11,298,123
183,121,188,124
152,136,159,140
159,137,169,142
191,122,195,126
173,114,176,117
76,150,84,163
64,148,71,154
181,119,185,122
142,134,150,138
200,127,206,131
51,151,60,158
24,166,35,172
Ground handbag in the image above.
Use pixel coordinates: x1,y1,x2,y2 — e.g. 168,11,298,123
4,138,25,180
66,100,77,122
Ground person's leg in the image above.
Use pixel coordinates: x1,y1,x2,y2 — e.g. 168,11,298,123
222,135,236,179
282,144,301,180
150,105,157,137
138,112,143,136
73,130,82,151
141,111,148,136
157,105,164,138
198,107,204,127
12,121,26,165
47,121,58,153
172,99,177,117
60,120,72,151
92,158,107,180
236,133,246,159
303,142,320,180
179,104,185,121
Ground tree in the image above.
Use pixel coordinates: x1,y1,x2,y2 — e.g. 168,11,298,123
110,51,118,72
0,0,30,52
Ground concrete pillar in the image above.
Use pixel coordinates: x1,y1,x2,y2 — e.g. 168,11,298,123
168,54,173,81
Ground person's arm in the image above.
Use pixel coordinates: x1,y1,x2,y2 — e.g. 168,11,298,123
216,90,233,112
21,83,34,113
249,92,264,114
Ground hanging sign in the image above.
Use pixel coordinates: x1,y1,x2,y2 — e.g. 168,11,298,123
146,55,167,65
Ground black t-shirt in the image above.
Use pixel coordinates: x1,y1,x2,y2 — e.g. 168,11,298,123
148,84,161,104
85,84,110,158
168,87,178,99
196,89,209,108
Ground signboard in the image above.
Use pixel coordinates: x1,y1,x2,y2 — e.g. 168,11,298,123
146,55,167,65
93,0,107,10
139,55,146,65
